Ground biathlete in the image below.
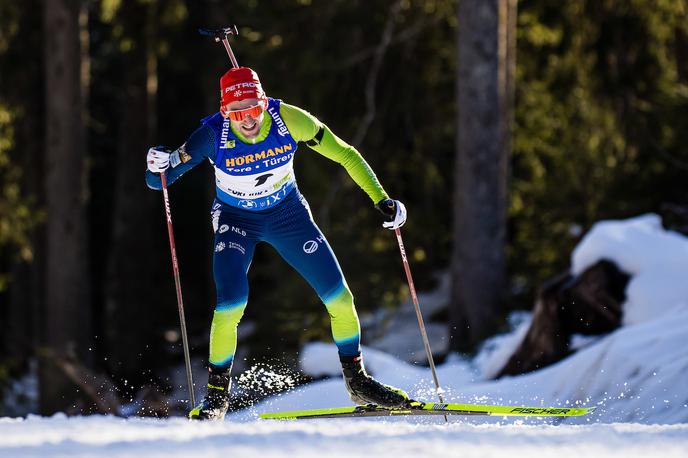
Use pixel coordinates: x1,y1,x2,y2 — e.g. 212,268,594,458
146,67,409,420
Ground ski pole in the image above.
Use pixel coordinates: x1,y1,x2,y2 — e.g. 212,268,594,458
394,228,447,420
199,26,241,68
160,172,196,410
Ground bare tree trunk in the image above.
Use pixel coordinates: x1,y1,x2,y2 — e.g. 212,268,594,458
500,0,517,163
104,1,160,384
41,0,91,414
4,0,44,369
676,24,688,85
451,0,512,349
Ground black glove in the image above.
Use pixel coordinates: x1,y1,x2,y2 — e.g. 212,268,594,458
375,198,407,230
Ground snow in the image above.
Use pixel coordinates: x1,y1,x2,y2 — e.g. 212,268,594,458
473,311,532,379
1,415,687,458
572,213,688,325
1,360,39,417
2,214,688,456
366,272,451,362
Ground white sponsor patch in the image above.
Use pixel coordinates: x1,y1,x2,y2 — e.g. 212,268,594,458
212,210,221,232
303,240,319,254
239,200,257,209
215,158,294,197
267,106,289,137
218,224,229,234
215,241,226,253
227,242,246,255
225,82,258,92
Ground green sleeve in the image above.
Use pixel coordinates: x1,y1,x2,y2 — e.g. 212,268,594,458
280,102,389,204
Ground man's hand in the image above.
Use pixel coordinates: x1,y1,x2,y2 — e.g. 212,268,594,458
147,146,174,173
375,198,407,230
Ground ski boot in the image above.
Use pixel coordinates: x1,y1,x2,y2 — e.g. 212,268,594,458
341,355,410,409
188,367,231,420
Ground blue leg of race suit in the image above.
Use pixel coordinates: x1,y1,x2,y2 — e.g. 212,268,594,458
208,202,258,371
267,193,361,357
207,190,362,372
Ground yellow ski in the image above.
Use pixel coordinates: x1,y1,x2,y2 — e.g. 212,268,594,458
260,401,596,420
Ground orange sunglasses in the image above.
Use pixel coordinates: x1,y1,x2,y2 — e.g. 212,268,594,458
222,100,266,121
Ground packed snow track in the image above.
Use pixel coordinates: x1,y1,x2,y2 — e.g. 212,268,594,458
1,415,687,458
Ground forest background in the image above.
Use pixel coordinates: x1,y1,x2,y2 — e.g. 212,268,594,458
1,0,687,415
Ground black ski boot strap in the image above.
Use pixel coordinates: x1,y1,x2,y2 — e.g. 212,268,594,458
208,366,232,392
340,354,366,379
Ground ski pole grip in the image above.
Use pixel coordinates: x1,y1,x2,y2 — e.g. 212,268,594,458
199,25,241,68
198,25,239,42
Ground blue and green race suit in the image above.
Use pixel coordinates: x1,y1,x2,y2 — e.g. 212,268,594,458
146,98,388,370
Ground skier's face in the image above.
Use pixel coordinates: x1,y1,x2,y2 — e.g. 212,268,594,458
226,98,264,139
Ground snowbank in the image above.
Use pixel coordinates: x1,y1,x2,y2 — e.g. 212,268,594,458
572,213,688,324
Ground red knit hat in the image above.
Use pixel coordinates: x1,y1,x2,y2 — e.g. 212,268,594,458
220,67,266,109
